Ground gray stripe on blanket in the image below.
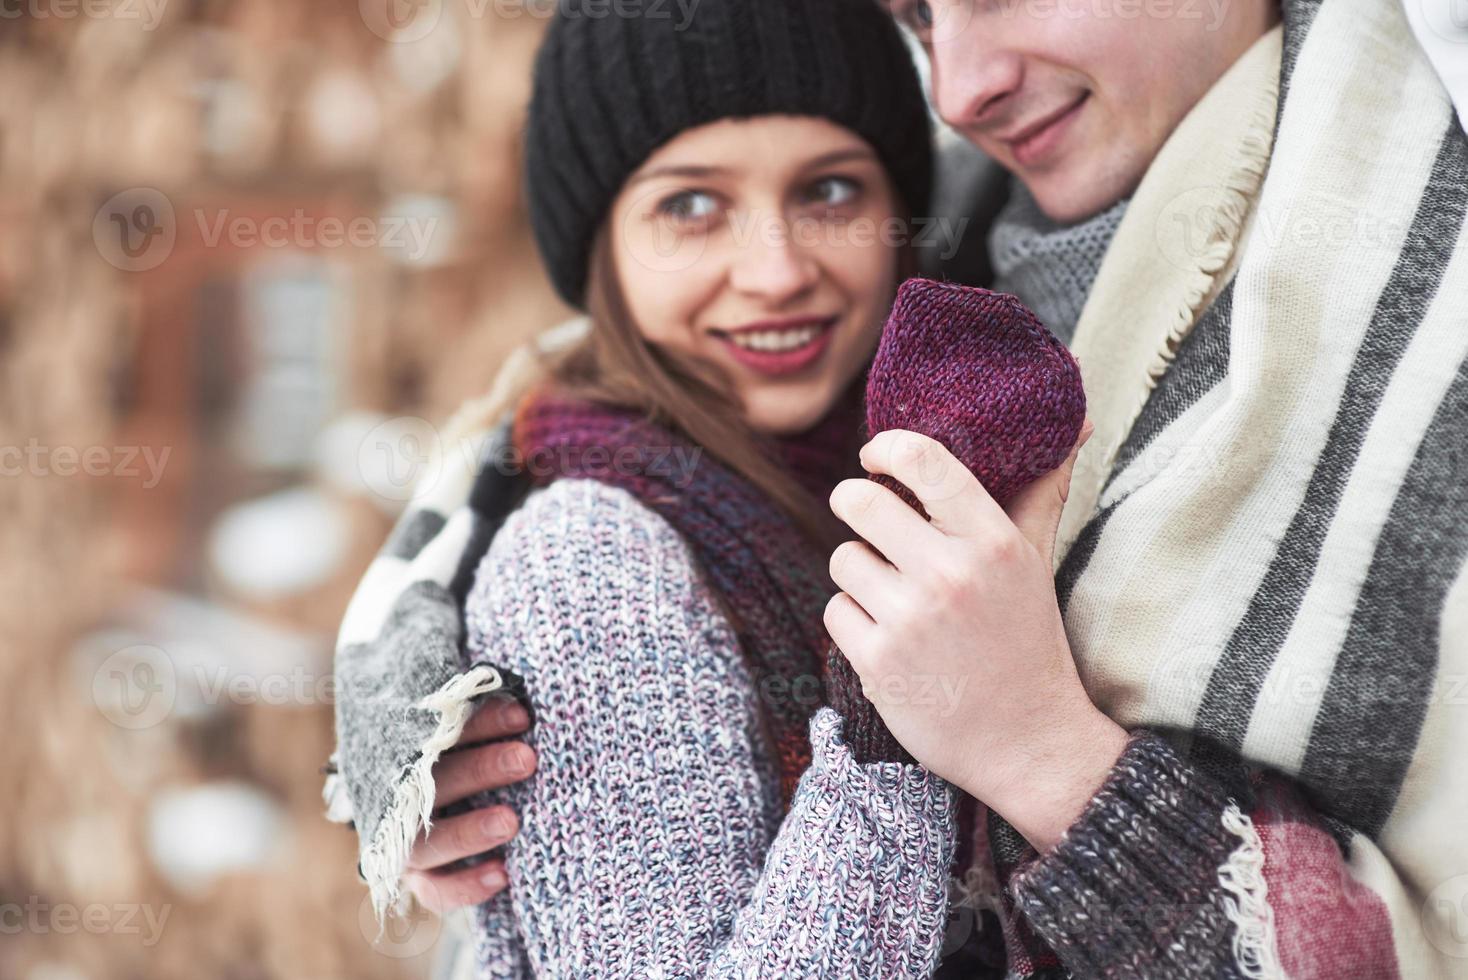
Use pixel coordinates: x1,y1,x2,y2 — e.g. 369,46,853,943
458,429,535,606
384,509,447,561
1057,500,1119,615
1056,283,1234,612
1302,349,1468,836
1105,281,1234,492
1194,122,1468,758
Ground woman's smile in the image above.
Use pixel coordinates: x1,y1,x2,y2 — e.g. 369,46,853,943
708,314,841,377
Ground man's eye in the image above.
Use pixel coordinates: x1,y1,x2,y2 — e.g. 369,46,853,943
657,190,720,223
914,1,935,27
805,176,861,208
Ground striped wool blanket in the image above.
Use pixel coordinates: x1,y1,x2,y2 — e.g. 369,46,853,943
989,0,1468,973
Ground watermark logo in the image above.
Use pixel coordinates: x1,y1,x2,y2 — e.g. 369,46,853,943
899,0,977,46
856,430,975,509
1155,187,1412,272
94,190,444,271
91,644,177,730
863,671,971,718
94,188,176,272
193,209,441,262
352,415,710,506
357,416,444,504
615,198,970,278
359,0,443,42
358,888,441,958
361,0,702,40
1418,0,1468,43
995,0,1230,31
1424,873,1468,959
1144,644,1217,709
614,183,715,278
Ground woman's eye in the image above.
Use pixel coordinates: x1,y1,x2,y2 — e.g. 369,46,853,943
656,190,720,224
905,0,935,31
804,176,861,209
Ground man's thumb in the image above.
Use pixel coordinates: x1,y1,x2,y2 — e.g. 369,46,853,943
1007,419,1094,568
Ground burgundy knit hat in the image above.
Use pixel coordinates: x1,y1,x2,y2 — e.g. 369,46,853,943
827,278,1088,765
865,278,1087,513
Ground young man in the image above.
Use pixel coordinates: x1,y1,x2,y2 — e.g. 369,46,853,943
820,0,1465,975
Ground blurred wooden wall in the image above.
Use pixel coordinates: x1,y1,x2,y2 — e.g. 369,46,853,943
0,3,569,978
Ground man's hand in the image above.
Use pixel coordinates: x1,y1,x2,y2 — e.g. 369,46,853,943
825,422,1128,854
402,695,537,913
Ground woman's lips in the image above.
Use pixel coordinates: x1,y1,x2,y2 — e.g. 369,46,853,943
1007,92,1089,169
711,315,839,377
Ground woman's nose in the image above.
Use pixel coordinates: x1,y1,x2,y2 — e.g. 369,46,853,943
727,212,820,303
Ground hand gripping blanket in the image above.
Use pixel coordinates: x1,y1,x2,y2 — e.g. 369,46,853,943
323,325,579,923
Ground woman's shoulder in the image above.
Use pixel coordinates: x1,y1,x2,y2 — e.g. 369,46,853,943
465,478,768,756
466,477,729,655
490,476,695,580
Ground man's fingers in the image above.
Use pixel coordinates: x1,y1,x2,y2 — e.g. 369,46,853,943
858,429,1000,538
829,477,942,572
434,739,537,806
407,805,520,871
1006,419,1093,568
404,858,509,914
457,695,531,745
823,591,877,662
828,539,903,622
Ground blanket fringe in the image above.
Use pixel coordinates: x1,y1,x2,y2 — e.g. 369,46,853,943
1218,802,1287,980
322,751,355,824
1115,69,1280,478
359,664,506,929
1158,71,1277,374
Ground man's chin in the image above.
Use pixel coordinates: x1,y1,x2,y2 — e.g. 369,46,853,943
1021,166,1139,227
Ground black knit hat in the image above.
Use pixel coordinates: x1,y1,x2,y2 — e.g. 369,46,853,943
524,0,934,308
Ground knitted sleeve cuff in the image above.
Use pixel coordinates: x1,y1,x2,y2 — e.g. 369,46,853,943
823,646,915,765
806,707,953,832
1008,730,1253,979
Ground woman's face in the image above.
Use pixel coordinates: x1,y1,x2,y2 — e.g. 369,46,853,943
607,116,903,435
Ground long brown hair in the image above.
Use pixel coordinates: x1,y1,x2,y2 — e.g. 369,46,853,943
527,222,917,554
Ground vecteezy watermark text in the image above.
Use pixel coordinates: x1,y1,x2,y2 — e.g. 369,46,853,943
1,440,170,488
193,209,439,262
0,898,171,947
0,0,169,30
358,0,701,44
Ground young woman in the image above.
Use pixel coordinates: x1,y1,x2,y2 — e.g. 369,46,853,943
454,0,961,975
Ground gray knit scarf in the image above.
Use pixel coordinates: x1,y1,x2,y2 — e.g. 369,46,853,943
988,176,1130,346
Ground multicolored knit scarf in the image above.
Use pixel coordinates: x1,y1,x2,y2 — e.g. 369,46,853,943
510,383,865,809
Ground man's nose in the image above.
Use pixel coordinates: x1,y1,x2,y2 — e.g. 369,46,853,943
929,30,1024,134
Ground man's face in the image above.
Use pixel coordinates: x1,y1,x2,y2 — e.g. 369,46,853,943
890,0,1278,223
